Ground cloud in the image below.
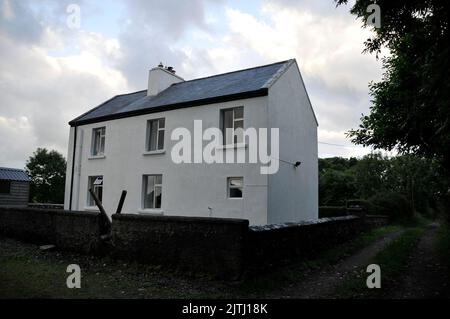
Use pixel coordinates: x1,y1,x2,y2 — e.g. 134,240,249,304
0,0,43,44
115,0,222,89
0,0,384,169
218,1,383,157
0,1,128,168
0,116,35,168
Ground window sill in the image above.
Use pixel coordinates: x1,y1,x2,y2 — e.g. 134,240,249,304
88,155,105,160
143,150,165,156
84,206,100,211
216,143,247,150
138,209,164,215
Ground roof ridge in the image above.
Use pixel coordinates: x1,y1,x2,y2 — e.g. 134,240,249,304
115,89,147,97
172,59,292,86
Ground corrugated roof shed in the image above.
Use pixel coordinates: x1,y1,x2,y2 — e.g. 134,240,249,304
70,60,293,126
0,167,31,182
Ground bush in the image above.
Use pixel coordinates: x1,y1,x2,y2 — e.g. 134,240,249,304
368,192,414,221
319,206,347,218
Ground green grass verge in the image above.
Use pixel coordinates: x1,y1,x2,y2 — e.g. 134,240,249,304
435,222,450,264
238,224,403,296
0,224,407,299
0,239,227,299
334,227,424,298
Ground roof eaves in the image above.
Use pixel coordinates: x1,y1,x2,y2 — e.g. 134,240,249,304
68,90,147,126
70,88,268,127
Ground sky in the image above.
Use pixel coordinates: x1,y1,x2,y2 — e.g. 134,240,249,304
0,0,386,169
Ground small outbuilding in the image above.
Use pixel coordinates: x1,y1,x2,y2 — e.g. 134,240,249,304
0,167,31,207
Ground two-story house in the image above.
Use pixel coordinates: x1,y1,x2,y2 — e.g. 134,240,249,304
64,59,318,225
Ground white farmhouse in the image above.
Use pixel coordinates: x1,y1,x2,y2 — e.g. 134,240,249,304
64,59,318,225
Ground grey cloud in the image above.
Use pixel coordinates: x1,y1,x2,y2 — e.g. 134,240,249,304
116,0,223,89
0,0,126,168
0,0,43,43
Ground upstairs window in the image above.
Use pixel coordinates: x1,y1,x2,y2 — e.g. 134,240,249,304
142,175,162,209
146,118,165,151
221,106,243,145
87,176,103,206
228,177,243,198
91,127,105,156
0,180,11,194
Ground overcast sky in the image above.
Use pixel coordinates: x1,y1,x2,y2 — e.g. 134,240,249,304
0,0,385,169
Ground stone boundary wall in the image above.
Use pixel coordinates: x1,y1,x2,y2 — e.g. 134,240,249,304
0,207,388,278
111,214,249,279
247,216,364,268
0,207,108,253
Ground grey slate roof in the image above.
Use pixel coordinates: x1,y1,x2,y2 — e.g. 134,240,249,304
0,167,30,182
70,60,292,126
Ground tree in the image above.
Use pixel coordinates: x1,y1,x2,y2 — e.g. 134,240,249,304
319,169,356,206
319,157,358,205
318,154,447,218
26,148,66,204
335,0,450,171
351,153,389,199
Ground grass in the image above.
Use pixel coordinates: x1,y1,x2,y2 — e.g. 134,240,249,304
320,224,403,263
0,224,402,299
238,224,403,296
0,238,231,299
435,222,450,265
333,227,424,298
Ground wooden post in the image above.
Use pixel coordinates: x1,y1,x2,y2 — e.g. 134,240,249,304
115,190,127,215
89,188,111,222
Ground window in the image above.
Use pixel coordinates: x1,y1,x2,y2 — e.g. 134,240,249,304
87,176,103,206
91,127,105,156
221,107,244,145
146,118,165,151
0,180,11,194
142,175,162,209
228,177,243,198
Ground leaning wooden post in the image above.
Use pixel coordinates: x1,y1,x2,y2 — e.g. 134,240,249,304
115,190,127,214
89,188,111,234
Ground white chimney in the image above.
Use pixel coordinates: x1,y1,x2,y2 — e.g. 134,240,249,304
147,65,184,96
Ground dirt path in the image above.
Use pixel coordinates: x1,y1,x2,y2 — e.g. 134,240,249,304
390,223,450,299
267,230,404,298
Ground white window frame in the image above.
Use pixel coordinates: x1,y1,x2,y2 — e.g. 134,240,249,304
227,177,243,199
221,106,244,145
91,127,106,157
146,118,165,152
87,175,103,207
142,174,163,210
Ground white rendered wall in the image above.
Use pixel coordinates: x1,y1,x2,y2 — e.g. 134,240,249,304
64,97,269,225
267,62,319,224
147,67,184,96
64,127,74,210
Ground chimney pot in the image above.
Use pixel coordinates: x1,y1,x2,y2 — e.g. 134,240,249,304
167,66,175,74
